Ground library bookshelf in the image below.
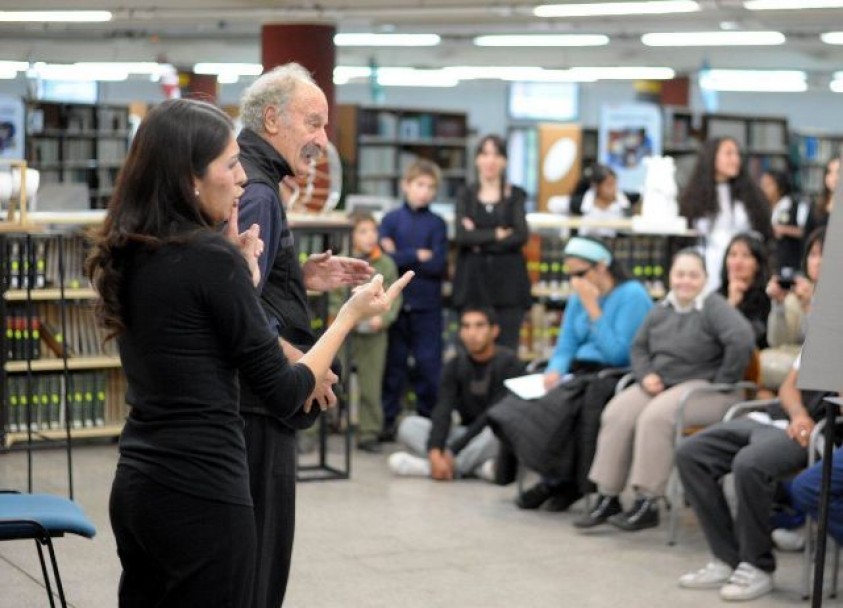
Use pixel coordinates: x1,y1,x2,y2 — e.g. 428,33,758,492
1,213,126,449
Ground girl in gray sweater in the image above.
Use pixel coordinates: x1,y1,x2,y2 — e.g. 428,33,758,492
577,249,755,531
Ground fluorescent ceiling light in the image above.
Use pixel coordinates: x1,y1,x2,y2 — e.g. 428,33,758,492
745,0,843,9
474,34,609,47
0,68,18,80
193,63,263,76
0,11,111,22
0,61,28,72
830,79,843,93
376,68,458,87
73,62,166,75
334,33,440,47
642,31,785,46
569,66,675,80
821,32,843,44
27,63,127,82
535,1,698,18
334,66,373,85
700,69,806,92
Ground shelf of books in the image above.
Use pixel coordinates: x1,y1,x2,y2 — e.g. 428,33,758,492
702,113,790,181
25,101,131,210
514,223,698,361
1,230,128,449
337,104,469,203
791,131,843,198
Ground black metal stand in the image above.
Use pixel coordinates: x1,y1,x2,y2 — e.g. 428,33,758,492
812,397,841,606
290,216,353,482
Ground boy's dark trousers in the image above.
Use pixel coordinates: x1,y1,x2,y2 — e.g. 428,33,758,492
381,307,443,430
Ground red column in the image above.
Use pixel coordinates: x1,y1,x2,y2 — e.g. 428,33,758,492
261,23,336,139
186,73,219,103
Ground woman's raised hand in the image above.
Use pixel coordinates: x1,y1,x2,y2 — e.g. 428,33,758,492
341,271,414,324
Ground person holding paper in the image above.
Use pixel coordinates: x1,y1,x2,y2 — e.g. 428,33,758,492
387,307,523,482
487,236,652,511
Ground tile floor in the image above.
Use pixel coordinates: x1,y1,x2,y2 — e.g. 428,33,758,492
1,441,841,607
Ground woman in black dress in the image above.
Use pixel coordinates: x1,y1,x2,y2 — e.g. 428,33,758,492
452,134,532,351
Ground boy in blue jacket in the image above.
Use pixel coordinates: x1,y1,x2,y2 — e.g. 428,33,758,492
379,159,448,439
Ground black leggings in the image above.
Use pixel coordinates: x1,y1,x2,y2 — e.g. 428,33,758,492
110,466,256,608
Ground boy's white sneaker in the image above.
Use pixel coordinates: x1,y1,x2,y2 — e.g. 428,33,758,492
720,562,773,601
387,452,431,477
678,559,734,589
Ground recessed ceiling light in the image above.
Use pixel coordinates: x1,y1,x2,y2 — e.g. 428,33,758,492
821,32,843,44
700,69,807,92
474,34,609,47
745,0,843,9
535,1,699,18
0,10,111,22
334,33,441,47
642,31,786,46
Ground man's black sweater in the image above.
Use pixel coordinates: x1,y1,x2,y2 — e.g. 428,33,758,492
427,347,524,454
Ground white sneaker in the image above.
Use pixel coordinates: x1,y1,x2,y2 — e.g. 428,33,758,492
387,452,431,477
476,458,496,483
772,527,805,552
720,562,773,601
678,559,734,589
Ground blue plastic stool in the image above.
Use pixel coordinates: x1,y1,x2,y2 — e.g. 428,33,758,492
0,491,96,607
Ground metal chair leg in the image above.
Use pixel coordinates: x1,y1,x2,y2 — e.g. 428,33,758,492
666,469,680,546
44,536,68,607
34,538,57,608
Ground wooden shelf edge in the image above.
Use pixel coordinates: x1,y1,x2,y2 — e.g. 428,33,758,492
5,356,121,373
4,423,123,448
5,287,97,301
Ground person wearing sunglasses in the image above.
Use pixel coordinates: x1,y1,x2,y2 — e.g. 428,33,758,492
488,236,652,512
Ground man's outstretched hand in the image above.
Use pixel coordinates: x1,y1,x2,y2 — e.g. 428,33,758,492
302,250,374,292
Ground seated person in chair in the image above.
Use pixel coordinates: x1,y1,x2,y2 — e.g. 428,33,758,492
675,354,834,602
487,237,652,511
387,307,524,481
580,248,755,532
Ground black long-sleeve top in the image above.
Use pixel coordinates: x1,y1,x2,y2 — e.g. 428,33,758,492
427,347,524,454
452,184,532,309
116,231,316,506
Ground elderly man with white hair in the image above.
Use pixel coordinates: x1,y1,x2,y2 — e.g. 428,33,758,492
236,63,372,608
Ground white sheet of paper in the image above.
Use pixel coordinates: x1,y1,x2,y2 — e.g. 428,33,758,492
504,374,549,400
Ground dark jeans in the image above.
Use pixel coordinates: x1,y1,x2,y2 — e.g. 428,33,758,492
244,414,298,608
792,447,843,544
110,466,256,607
382,308,443,427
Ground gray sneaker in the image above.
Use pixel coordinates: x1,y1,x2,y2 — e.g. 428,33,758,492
678,559,733,589
720,562,773,601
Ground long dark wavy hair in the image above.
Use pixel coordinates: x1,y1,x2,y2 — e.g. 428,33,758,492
85,98,235,339
679,137,772,239
718,232,770,320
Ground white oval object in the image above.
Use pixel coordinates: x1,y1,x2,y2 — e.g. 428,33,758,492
542,137,577,183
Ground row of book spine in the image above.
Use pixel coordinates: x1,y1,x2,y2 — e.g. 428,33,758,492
2,234,91,291
5,371,107,433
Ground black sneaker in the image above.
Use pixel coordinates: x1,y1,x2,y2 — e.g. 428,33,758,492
608,497,660,532
545,486,583,512
377,425,396,443
357,439,383,454
574,495,623,528
515,482,555,510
